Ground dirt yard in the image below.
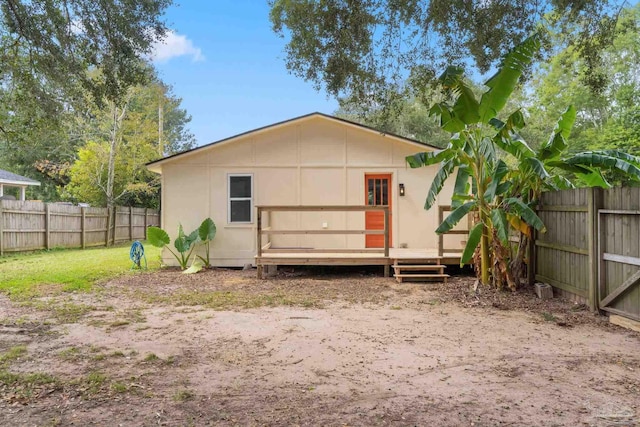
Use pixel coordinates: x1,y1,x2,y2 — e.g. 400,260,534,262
1,267,639,426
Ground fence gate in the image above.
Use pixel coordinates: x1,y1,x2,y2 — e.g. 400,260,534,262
597,188,640,322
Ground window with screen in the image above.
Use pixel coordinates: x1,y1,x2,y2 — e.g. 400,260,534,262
228,174,253,223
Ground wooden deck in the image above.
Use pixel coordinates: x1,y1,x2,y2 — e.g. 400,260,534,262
256,248,462,278
254,205,465,279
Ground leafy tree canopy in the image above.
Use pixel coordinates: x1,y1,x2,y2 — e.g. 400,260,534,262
512,3,640,188
270,0,625,106
0,0,171,107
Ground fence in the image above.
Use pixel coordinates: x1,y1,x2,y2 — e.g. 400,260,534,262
0,200,160,255
535,187,640,323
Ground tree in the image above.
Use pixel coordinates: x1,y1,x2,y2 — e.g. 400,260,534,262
270,0,625,108
0,0,171,107
63,80,195,208
335,95,450,148
0,0,172,204
522,5,640,155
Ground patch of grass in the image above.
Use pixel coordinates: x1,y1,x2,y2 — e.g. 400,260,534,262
0,345,27,366
0,243,161,299
137,289,323,310
144,353,159,362
57,347,82,361
110,350,125,358
21,300,96,323
110,381,128,393
542,312,558,322
0,370,61,400
173,389,194,402
80,371,109,394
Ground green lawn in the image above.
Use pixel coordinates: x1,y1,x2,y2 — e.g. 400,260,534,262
0,243,161,299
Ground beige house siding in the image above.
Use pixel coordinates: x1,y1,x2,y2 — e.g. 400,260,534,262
153,115,460,267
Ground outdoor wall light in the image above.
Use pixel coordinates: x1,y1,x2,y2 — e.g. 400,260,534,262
399,183,405,197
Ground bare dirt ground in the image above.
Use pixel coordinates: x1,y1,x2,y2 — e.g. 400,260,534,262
1,267,639,426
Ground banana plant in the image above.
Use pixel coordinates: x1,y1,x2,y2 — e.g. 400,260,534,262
147,224,199,270
407,34,545,287
408,33,640,289
494,106,640,279
196,218,217,268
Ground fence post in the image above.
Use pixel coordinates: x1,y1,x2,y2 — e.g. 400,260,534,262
0,201,4,256
105,207,111,247
81,207,86,249
129,207,134,241
112,207,117,246
45,203,51,250
588,187,602,312
144,208,148,239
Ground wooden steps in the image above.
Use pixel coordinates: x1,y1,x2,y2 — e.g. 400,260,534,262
393,260,449,283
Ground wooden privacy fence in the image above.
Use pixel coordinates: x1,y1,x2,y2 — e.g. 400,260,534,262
535,187,640,323
0,200,160,255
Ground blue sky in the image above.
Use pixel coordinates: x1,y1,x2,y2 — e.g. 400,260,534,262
151,1,338,146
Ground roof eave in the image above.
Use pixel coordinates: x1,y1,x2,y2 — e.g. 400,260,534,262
0,179,41,186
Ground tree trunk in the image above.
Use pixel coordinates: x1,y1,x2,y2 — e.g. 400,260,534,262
105,99,129,208
106,102,118,208
480,221,490,285
510,232,529,285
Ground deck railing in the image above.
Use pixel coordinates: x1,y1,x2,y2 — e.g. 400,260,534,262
256,205,389,256
256,205,390,277
437,205,472,257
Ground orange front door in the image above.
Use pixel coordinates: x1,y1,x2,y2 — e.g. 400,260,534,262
365,174,392,248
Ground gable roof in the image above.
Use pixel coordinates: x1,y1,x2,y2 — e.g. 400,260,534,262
0,169,41,186
147,112,440,170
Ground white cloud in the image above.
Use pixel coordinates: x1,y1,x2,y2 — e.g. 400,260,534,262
151,31,204,63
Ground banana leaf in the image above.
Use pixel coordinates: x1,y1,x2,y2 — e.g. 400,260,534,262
485,159,509,201
436,201,477,234
575,169,611,188
504,198,546,232
493,132,535,160
451,166,471,209
424,159,455,211
478,34,541,123
406,149,453,168
461,222,483,265
522,157,551,180
507,213,531,237
491,209,509,244
452,83,481,125
567,152,640,180
430,103,465,133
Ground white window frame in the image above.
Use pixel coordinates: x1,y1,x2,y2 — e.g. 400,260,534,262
228,173,254,224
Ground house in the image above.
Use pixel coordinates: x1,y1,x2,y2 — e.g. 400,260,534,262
0,169,41,201
147,112,467,275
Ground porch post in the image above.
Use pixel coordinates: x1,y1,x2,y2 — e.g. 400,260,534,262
20,186,26,201
0,184,3,198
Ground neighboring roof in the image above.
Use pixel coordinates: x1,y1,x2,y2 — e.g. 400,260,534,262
147,112,440,170
0,169,41,186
